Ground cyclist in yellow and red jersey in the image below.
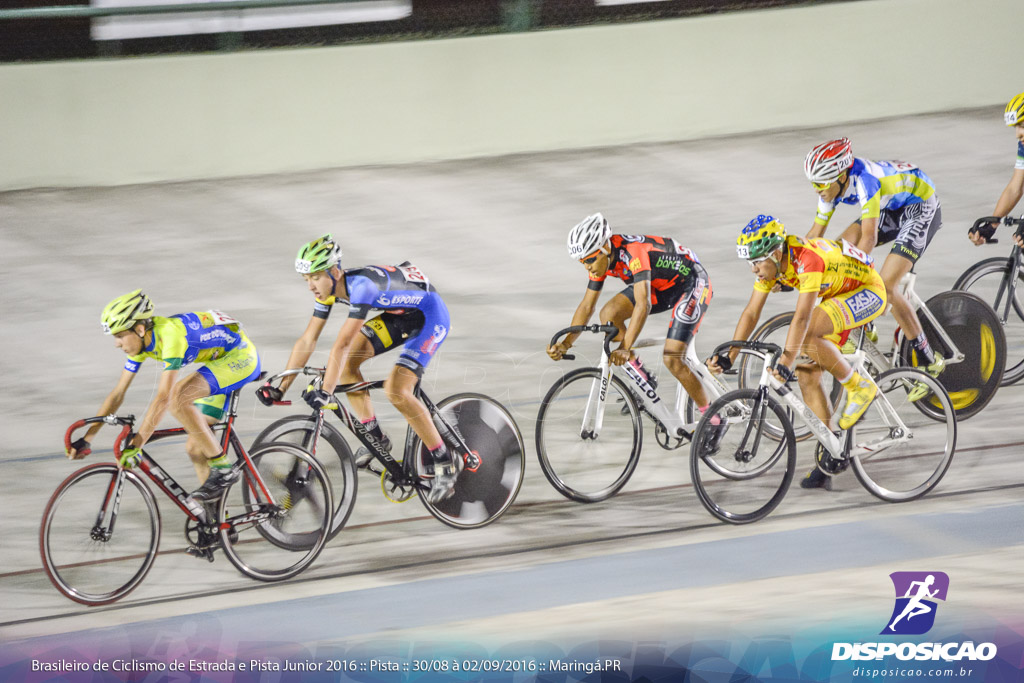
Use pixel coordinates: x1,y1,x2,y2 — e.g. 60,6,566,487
804,137,945,380
707,215,887,490
547,213,714,413
968,92,1024,247
66,290,262,503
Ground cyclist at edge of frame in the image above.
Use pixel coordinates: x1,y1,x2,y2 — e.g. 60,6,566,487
66,290,263,504
968,92,1024,247
547,212,716,418
255,234,458,504
705,215,888,491
803,137,945,380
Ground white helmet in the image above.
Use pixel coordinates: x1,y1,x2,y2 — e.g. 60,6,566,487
567,213,611,260
803,138,853,184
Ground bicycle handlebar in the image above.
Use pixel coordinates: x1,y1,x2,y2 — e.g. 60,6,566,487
65,416,135,459
258,367,327,406
711,340,784,367
549,324,620,360
970,215,1024,244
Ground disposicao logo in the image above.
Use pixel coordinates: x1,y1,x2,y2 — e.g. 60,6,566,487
882,571,948,635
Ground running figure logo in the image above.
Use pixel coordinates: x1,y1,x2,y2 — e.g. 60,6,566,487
881,571,949,635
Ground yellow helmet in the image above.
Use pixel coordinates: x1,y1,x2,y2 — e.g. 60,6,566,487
101,289,153,335
1005,92,1024,126
737,215,787,260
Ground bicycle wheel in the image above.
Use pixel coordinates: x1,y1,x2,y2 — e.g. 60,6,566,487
739,312,843,442
898,290,1006,420
850,368,957,502
690,389,797,524
251,415,357,540
40,464,160,605
535,367,642,503
954,257,1024,385
411,393,525,529
218,443,333,581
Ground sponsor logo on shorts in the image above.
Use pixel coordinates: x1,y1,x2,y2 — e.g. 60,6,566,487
847,289,883,322
420,324,448,355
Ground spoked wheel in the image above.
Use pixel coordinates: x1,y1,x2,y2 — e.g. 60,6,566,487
251,415,358,541
690,389,797,524
739,312,843,441
953,256,1024,386
850,368,957,502
411,393,526,529
898,291,1006,420
219,443,333,581
535,367,642,503
40,464,161,605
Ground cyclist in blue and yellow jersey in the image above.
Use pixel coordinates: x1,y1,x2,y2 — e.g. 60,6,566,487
968,92,1024,247
66,290,262,503
547,213,715,414
707,216,887,490
803,137,944,380
256,235,457,504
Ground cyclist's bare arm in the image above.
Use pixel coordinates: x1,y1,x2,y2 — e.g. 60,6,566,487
68,369,137,458
131,369,178,449
780,291,818,369
707,289,768,373
806,222,827,240
548,287,600,359
619,279,651,354
321,317,364,396
278,315,328,394
995,168,1024,218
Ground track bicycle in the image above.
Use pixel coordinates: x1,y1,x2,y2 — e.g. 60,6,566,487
41,385,333,606
254,368,525,529
739,270,1005,424
692,339,957,524
955,215,1024,385
535,323,731,503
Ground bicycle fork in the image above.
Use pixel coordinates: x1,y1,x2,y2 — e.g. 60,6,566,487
91,468,129,542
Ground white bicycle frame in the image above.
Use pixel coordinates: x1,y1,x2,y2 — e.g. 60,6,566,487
753,348,911,460
581,338,730,439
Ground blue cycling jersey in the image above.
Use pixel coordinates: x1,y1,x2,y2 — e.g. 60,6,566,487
312,262,441,320
815,158,936,227
1016,141,1024,171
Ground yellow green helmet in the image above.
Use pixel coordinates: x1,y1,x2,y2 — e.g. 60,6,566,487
101,289,153,335
737,215,787,260
295,234,342,274
1005,92,1024,126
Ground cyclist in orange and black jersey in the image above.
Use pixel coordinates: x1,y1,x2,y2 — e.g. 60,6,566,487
550,214,714,412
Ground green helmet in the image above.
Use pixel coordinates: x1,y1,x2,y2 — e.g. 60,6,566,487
295,234,342,274
101,289,153,335
737,215,787,260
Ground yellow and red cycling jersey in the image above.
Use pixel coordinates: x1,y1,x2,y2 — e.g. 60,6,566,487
754,236,881,298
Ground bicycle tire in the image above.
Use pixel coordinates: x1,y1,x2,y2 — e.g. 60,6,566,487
897,290,1006,420
690,388,797,524
535,367,642,503
218,443,333,582
251,414,357,541
411,393,526,529
953,256,1024,385
850,367,957,502
40,464,160,606
740,312,843,441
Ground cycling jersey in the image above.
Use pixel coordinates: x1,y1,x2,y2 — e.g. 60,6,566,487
312,262,450,374
124,311,262,416
587,234,702,306
1016,141,1024,171
814,158,937,227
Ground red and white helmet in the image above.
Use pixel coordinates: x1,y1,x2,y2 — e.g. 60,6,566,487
804,137,853,184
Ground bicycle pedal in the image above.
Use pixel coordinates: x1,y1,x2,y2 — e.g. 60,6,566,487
186,546,216,563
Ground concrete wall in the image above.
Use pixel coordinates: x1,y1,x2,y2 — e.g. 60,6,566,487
0,0,1019,190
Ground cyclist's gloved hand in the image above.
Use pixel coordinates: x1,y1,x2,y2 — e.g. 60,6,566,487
710,351,732,373
256,384,284,406
119,447,142,469
774,363,796,384
67,437,92,458
969,223,997,244
302,387,334,410
1014,224,1024,247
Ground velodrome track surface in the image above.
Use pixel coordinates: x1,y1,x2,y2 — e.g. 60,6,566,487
1,108,1022,671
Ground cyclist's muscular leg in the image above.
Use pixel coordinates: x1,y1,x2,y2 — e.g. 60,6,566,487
339,333,378,421
383,365,442,448
663,339,708,407
879,252,924,339
169,374,223,475
796,363,831,424
802,308,855,420
599,293,636,341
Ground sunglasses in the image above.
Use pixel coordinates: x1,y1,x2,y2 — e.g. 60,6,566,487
580,251,602,265
812,181,833,191
748,254,774,264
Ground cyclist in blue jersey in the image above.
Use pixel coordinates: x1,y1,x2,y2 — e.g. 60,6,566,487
257,235,457,503
804,138,945,384
968,92,1024,247
67,290,262,503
